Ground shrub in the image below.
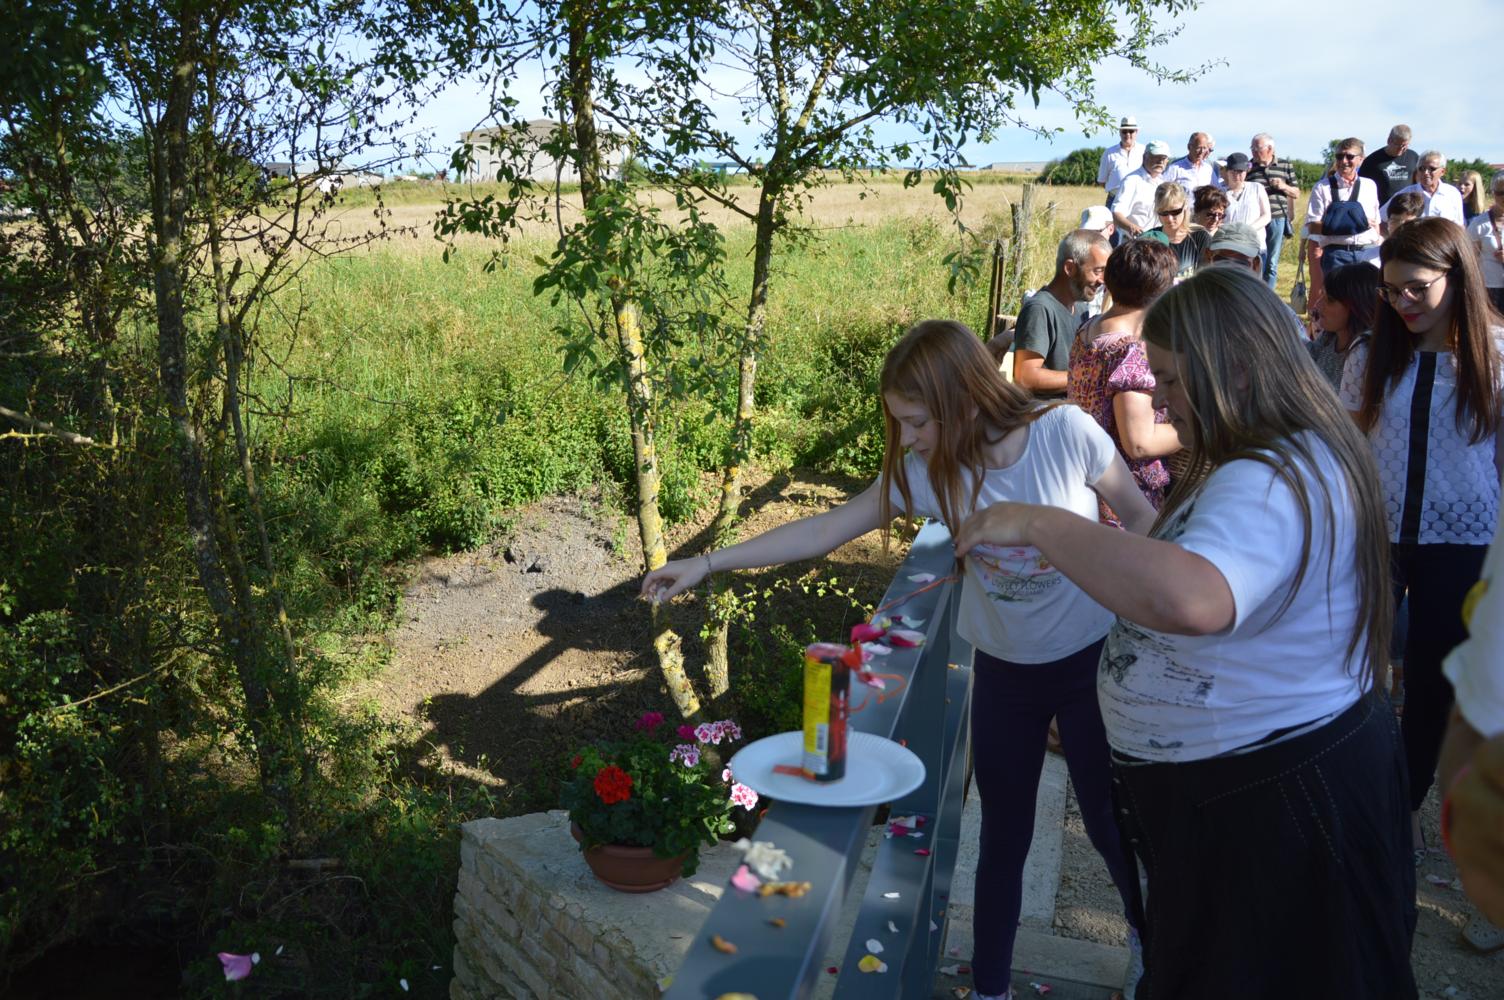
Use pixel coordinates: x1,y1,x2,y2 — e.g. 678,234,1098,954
1037,147,1105,187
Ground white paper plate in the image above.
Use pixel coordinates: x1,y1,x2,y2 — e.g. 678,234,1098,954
726,730,926,807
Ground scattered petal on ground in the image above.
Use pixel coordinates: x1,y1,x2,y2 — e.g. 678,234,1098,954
710,934,738,954
731,864,763,893
866,939,883,954
217,953,258,982
886,628,926,647
400,979,409,992
858,954,887,973
940,964,961,976
914,847,931,856
907,573,936,584
864,644,892,656
1029,983,1053,995
767,917,786,928
658,975,674,991
826,966,839,975
887,920,898,933
736,840,793,880
882,891,900,899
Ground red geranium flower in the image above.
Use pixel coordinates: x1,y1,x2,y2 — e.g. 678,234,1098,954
593,765,633,804
570,754,583,769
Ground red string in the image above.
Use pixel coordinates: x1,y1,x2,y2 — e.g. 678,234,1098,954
870,573,960,619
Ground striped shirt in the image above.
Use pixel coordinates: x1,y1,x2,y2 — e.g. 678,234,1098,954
1247,158,1297,220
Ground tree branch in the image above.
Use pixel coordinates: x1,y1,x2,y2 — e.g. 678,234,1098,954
0,404,101,446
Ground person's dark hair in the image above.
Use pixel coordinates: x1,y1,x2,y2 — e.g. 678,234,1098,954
1323,264,1380,335
1142,266,1390,689
879,320,1053,542
1360,218,1502,444
1387,191,1425,221
1104,238,1177,308
1193,185,1228,215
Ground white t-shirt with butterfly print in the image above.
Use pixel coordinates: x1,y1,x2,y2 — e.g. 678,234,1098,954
1097,435,1367,762
893,404,1117,664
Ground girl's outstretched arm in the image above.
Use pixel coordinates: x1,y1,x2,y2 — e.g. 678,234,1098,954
641,481,888,604
954,503,1234,635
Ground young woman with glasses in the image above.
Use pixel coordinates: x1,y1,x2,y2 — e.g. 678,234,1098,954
1341,217,1504,862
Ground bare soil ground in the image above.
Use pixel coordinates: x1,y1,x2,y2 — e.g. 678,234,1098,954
367,479,1501,997
361,470,904,813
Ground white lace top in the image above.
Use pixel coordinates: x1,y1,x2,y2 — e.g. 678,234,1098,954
1340,336,1503,546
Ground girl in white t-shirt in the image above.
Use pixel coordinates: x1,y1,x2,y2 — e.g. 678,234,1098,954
954,267,1415,998
642,320,1156,1000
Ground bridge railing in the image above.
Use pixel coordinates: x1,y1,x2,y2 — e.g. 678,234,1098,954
664,521,974,999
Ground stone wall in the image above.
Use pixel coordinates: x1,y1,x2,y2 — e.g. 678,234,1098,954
450,810,741,999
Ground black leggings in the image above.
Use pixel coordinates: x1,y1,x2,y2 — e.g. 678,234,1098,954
1392,542,1488,811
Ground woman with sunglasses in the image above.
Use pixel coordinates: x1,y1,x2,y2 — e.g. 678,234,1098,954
1191,185,1227,236
1142,182,1208,282
1341,217,1504,862
1468,172,1504,314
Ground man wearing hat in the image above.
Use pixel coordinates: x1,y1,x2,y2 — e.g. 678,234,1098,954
1206,223,1306,338
1096,116,1143,211
1112,139,1171,238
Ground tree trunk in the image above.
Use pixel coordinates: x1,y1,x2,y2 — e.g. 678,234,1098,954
564,1,700,717
702,187,779,699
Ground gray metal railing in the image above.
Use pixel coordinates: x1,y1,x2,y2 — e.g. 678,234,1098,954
664,522,974,999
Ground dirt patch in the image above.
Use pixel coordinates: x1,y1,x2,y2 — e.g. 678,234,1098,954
1054,766,1504,999
364,470,904,810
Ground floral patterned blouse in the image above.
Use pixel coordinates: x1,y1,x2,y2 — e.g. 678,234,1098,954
1066,329,1172,525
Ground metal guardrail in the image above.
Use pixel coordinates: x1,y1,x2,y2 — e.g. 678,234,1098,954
664,522,975,999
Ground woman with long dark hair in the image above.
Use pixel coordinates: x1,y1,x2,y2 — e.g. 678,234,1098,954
1308,263,1380,390
957,266,1414,998
1342,216,1504,858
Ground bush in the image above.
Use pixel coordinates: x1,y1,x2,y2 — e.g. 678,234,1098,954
1037,147,1105,187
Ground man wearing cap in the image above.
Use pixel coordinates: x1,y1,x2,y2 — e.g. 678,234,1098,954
1205,223,1306,338
1164,132,1223,198
1112,140,1171,238
1096,117,1143,210
1246,134,1300,290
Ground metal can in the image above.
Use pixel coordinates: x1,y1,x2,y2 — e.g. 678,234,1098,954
801,643,856,781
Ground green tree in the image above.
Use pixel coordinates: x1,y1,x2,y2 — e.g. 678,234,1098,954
1038,147,1108,186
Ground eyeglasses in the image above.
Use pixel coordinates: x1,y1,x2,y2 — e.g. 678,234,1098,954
1378,275,1446,303
1158,208,1185,217
1336,153,1360,162
1418,164,1442,173
1201,211,1226,220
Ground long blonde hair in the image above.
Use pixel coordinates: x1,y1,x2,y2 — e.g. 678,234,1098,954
1142,267,1390,688
878,320,1050,543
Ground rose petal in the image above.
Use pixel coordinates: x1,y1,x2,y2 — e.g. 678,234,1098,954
851,623,886,643
864,643,892,656
914,848,931,856
858,954,887,973
866,939,883,954
907,572,937,583
827,966,839,975
887,920,898,933
858,672,886,690
886,628,926,648
218,953,255,982
731,864,763,892
400,979,410,992
882,891,900,899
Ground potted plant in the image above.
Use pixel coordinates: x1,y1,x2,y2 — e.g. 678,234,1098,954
562,713,759,892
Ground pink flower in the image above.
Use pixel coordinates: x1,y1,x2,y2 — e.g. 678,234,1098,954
669,743,701,767
695,721,719,744
677,724,697,741
719,720,742,743
730,782,759,810
218,952,259,982
851,622,886,643
634,711,665,732
722,767,734,783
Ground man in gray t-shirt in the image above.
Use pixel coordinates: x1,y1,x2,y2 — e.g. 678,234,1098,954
1012,229,1110,397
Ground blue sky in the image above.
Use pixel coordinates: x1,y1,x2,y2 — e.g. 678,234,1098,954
396,0,1502,174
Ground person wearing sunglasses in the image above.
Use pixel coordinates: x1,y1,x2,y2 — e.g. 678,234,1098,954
1306,137,1381,277
1142,182,1210,282
1098,115,1143,214
1191,185,1228,236
1381,152,1467,227
1468,172,1504,314
1340,217,1504,875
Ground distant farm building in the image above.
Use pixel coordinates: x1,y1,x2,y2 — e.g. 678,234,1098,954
458,120,629,183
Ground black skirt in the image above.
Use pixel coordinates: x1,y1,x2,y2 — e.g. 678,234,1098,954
1112,695,1417,1000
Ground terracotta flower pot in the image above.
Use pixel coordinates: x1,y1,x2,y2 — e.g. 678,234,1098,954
571,822,687,893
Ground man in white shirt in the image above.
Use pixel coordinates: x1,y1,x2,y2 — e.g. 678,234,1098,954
1381,151,1467,225
1305,137,1381,276
1164,132,1222,197
1112,139,1171,238
1096,116,1143,210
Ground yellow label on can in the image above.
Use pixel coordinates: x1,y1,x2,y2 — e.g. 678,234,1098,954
802,655,831,773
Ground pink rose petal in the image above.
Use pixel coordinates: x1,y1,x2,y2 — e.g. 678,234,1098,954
730,864,762,892
850,623,886,643
886,628,925,648
218,952,258,982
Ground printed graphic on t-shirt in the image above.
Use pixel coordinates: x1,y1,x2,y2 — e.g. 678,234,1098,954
971,544,1061,604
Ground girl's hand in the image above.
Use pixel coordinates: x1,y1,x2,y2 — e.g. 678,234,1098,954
641,557,709,604
954,503,1041,557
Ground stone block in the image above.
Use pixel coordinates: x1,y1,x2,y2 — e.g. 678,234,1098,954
563,913,597,956
540,925,571,962
479,889,522,940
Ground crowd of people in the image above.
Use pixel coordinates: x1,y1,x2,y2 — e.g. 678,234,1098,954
639,121,1504,1000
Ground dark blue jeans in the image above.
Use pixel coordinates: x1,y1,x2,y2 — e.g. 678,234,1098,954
1320,243,1367,276
1263,217,1291,289
969,639,1138,995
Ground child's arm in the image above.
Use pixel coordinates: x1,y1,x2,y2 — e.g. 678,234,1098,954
641,481,888,603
